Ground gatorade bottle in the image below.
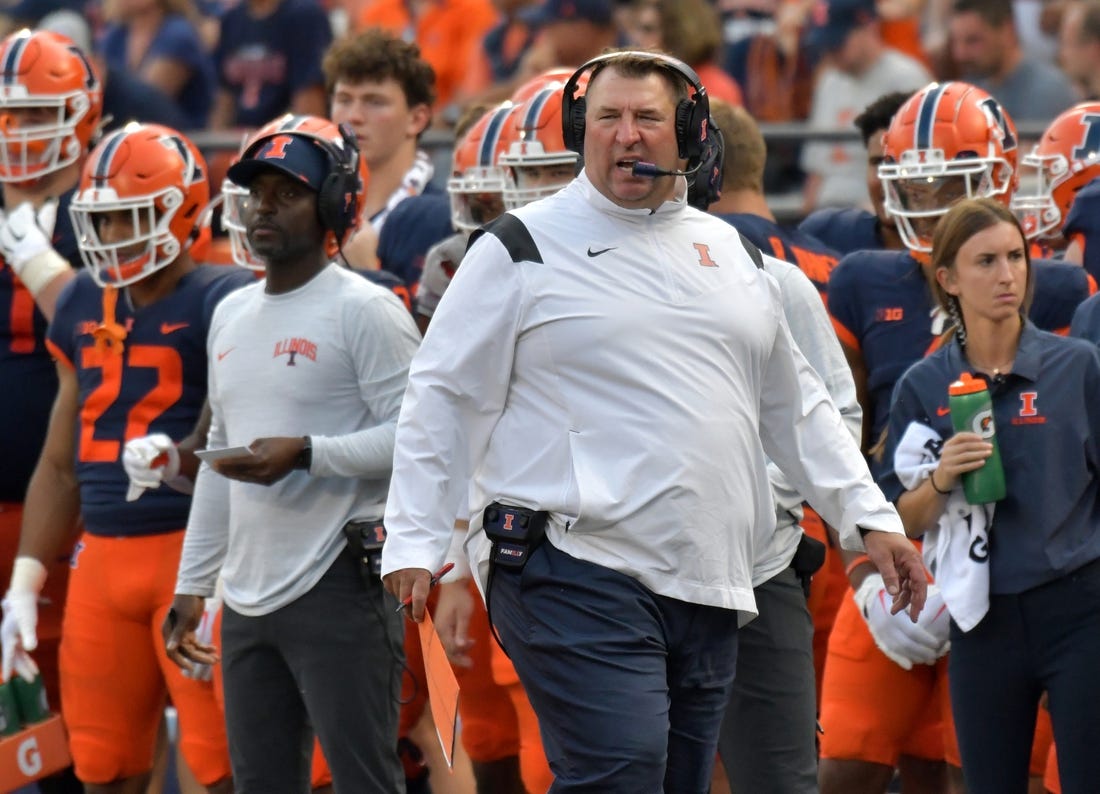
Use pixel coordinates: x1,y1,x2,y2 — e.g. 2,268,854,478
12,673,49,726
0,681,20,737
948,372,1007,504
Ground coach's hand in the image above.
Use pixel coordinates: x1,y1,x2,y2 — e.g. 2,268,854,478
384,568,432,623
212,437,305,485
862,529,928,621
163,594,219,676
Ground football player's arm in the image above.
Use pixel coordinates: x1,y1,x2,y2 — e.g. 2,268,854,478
0,201,75,322
17,361,81,563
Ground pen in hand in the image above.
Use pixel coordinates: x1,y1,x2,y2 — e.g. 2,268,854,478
395,562,455,612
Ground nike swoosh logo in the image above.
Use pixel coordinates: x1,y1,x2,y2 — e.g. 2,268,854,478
161,322,190,334
217,347,236,361
936,406,950,416
587,246,617,257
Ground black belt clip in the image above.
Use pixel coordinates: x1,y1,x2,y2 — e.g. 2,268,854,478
343,519,387,579
790,532,826,598
483,502,548,570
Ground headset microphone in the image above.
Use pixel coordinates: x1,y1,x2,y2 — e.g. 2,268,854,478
631,161,704,178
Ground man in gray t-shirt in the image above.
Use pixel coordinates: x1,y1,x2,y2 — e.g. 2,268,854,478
163,121,421,793
951,0,1080,121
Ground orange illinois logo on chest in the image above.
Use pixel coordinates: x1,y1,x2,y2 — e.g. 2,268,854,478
693,242,718,268
1011,391,1045,424
273,337,317,366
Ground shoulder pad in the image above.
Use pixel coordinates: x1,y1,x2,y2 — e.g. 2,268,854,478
468,214,543,264
739,231,763,269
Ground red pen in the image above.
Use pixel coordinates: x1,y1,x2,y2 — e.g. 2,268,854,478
395,562,455,612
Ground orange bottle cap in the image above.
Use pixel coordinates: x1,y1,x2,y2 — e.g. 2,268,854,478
948,372,987,396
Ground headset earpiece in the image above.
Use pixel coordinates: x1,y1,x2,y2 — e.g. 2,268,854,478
314,123,361,243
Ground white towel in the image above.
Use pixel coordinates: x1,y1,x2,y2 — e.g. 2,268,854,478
894,421,994,632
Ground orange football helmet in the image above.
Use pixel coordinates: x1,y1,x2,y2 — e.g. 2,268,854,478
879,81,1018,255
222,114,369,269
0,29,102,184
500,81,579,210
70,123,209,287
1012,102,1100,241
511,68,580,105
447,102,518,232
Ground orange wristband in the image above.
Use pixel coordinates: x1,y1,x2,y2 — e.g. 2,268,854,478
845,554,871,578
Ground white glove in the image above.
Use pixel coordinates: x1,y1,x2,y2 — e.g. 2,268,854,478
854,574,951,670
1,557,47,683
0,200,69,296
182,596,220,682
0,200,55,272
123,433,186,502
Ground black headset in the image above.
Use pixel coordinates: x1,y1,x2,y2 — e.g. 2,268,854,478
560,51,724,209
314,123,362,243
245,122,362,243
562,51,712,161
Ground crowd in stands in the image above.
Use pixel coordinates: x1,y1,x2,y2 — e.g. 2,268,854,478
3,0,1100,793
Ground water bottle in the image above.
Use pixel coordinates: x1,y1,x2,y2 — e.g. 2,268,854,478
11,673,49,725
948,372,1007,504
0,680,21,736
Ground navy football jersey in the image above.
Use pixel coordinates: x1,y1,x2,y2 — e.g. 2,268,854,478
1063,176,1100,283
376,190,453,289
828,250,1093,456
47,265,251,536
798,206,886,257
715,212,841,298
0,191,83,501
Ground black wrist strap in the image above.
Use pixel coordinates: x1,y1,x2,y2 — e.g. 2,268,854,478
929,469,950,495
294,436,312,471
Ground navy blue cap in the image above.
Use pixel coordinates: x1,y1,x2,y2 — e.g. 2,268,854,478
522,0,613,27
807,0,878,53
227,134,329,191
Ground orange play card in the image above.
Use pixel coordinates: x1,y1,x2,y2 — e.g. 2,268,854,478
418,610,460,767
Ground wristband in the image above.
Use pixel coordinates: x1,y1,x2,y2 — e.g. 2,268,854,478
844,554,871,579
15,249,71,297
929,469,951,495
292,436,312,471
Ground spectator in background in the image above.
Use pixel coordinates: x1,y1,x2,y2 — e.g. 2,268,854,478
801,0,930,211
209,0,332,129
1059,0,1100,100
624,0,743,106
950,0,1079,121
512,0,622,87
0,0,84,34
322,29,440,232
356,0,498,125
98,0,216,129
455,0,541,106
39,9,193,132
799,90,912,256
